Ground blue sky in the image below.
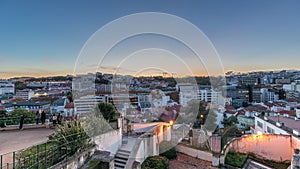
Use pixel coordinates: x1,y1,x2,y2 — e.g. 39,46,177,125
0,0,300,78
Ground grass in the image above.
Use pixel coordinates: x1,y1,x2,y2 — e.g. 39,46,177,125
225,152,248,168
225,152,291,169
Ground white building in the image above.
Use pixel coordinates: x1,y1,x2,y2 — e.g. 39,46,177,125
177,83,225,106
283,82,300,93
0,81,15,95
51,97,69,114
15,89,34,100
177,83,199,106
64,102,75,117
199,89,224,105
260,88,279,102
72,73,96,94
74,95,108,115
254,115,300,135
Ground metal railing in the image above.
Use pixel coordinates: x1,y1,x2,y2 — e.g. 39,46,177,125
0,116,36,127
0,131,93,169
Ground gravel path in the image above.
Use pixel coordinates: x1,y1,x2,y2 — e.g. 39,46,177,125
169,153,218,169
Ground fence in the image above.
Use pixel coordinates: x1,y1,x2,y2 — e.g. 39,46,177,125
0,131,93,169
0,116,36,127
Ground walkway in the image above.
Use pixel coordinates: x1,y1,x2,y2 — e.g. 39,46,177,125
0,127,55,155
119,137,137,151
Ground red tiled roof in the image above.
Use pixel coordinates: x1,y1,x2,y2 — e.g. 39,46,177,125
225,105,235,111
245,106,255,112
0,106,4,110
268,116,300,131
225,110,236,115
285,98,297,103
64,102,74,109
237,110,246,115
273,101,286,107
277,110,296,116
264,102,275,108
245,105,268,112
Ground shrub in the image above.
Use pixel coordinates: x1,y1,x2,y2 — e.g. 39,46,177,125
141,156,169,169
225,151,247,167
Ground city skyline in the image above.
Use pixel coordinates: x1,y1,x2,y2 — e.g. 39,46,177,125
1,1,300,78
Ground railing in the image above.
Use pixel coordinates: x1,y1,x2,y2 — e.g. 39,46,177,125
0,131,93,169
0,116,35,127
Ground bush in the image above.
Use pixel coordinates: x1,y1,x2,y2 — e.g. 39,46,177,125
48,121,91,156
225,152,247,167
159,141,177,160
141,156,169,169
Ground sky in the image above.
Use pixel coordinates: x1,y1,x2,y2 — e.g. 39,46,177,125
0,0,300,78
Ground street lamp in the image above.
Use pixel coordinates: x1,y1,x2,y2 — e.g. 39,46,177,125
169,120,174,126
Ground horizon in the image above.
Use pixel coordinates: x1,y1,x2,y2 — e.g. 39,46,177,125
2,68,300,81
1,1,300,78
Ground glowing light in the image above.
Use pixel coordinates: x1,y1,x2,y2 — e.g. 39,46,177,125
200,114,204,118
169,120,174,126
257,131,263,136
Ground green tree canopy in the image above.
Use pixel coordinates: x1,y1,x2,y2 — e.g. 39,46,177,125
15,81,27,90
141,156,169,169
95,102,118,122
66,91,73,102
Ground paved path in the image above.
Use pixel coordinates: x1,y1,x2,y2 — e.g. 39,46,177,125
0,128,55,155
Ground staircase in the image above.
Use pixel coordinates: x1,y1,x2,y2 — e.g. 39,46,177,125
114,149,131,169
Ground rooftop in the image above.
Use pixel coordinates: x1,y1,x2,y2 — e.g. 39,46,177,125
267,116,300,131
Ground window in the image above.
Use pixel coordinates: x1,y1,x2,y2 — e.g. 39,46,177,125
257,121,263,128
267,126,275,134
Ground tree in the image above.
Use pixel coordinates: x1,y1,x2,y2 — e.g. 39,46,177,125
66,91,73,102
9,109,35,125
166,92,179,103
183,100,214,129
95,102,118,122
83,115,113,137
183,100,207,116
222,114,238,128
0,110,7,118
141,156,169,169
15,81,27,90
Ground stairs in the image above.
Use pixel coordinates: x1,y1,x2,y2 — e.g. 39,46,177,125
114,149,131,169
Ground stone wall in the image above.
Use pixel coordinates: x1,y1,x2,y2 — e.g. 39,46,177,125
94,128,122,155
176,144,212,162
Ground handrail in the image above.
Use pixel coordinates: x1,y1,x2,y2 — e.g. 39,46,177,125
0,130,92,169
0,116,36,126
124,138,142,169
